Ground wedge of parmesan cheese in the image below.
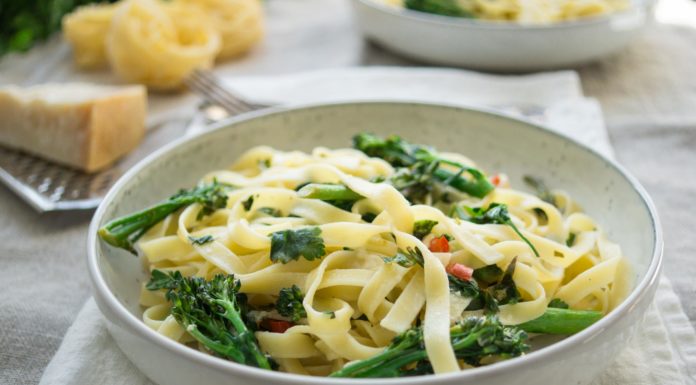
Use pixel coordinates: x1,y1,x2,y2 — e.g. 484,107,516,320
0,83,146,172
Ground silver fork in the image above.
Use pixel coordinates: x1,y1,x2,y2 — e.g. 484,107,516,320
184,68,271,118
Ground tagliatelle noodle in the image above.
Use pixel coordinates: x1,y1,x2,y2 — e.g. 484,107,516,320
380,0,629,23
137,145,630,375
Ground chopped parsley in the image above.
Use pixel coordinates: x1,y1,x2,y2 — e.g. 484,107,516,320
269,227,325,263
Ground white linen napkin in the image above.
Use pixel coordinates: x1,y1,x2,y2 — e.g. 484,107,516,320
40,68,696,385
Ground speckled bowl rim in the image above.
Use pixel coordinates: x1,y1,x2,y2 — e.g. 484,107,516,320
355,0,650,31
88,101,663,385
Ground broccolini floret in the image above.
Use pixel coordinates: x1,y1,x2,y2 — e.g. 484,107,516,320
330,315,529,377
146,270,272,369
276,285,306,322
353,133,494,201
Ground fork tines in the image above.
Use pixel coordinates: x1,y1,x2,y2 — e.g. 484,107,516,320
185,69,257,116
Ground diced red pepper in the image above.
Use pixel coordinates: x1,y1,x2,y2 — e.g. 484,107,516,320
260,318,293,333
490,174,501,186
428,236,450,253
446,263,474,281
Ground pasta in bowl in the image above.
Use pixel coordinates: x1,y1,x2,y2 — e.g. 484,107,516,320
351,0,652,70
89,102,661,385
378,0,630,24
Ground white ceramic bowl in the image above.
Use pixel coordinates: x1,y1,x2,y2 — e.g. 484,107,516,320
351,0,651,71
88,102,662,385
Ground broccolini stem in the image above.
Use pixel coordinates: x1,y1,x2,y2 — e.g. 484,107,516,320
355,350,427,378
329,329,421,377
433,168,494,198
331,316,528,378
352,133,494,199
296,183,364,201
214,299,272,370
185,325,246,363
98,181,231,253
517,308,602,334
98,200,193,251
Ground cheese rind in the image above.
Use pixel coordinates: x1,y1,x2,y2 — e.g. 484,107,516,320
0,83,146,172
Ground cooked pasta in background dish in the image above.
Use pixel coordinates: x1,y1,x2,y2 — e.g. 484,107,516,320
384,0,630,24
98,133,631,377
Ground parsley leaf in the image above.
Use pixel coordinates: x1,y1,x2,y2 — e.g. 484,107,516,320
269,227,325,263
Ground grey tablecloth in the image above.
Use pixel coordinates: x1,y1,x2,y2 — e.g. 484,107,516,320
1,0,695,384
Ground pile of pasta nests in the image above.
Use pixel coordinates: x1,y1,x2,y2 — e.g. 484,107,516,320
62,0,264,90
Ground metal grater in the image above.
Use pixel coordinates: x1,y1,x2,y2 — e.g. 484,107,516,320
0,146,120,212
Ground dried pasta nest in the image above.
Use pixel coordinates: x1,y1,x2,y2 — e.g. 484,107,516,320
62,3,117,69
62,0,264,89
175,0,265,60
106,0,221,91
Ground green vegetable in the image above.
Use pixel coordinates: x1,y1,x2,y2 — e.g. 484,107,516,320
566,232,576,247
98,180,233,253
269,227,325,263
323,310,337,319
361,212,377,223
454,258,521,313
296,183,363,211
448,273,483,299
472,264,504,285
517,308,602,335
329,315,528,377
382,247,424,267
256,207,283,217
297,183,364,201
0,0,117,57
486,258,521,306
275,285,306,322
386,162,442,204
413,219,438,240
353,133,495,200
455,203,540,257
404,0,476,18
548,298,569,309
146,270,272,369
242,195,255,211
523,175,556,206
188,235,214,245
